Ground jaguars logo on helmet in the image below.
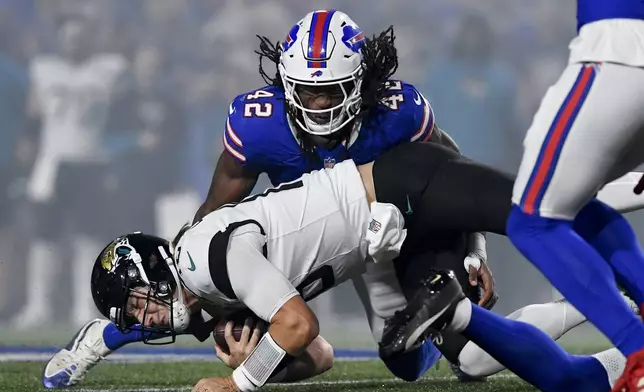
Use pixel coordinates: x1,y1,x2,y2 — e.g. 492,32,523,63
100,237,134,273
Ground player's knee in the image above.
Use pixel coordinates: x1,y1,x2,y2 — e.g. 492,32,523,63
506,205,533,237
575,199,623,239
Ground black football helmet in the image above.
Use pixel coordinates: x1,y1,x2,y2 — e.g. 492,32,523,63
90,232,191,344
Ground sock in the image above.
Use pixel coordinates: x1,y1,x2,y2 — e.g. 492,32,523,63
507,205,644,356
505,299,585,340
458,340,504,378
457,299,586,378
102,322,168,350
450,299,611,392
575,199,644,306
592,348,626,388
380,339,441,382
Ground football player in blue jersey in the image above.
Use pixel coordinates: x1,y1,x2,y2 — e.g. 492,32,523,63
504,1,644,390
193,11,490,382
43,9,490,389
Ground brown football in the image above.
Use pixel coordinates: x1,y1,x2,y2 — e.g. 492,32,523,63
213,309,267,354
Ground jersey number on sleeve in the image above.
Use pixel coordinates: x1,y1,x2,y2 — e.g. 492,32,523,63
296,265,336,302
244,90,274,118
380,80,404,111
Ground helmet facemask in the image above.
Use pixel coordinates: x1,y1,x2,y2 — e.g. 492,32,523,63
277,10,367,136
280,63,363,136
95,237,191,344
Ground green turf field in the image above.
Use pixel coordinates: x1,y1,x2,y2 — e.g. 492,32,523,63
0,360,537,392
0,323,611,392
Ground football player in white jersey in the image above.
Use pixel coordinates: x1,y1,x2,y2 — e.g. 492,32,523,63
90,142,642,392
16,11,127,327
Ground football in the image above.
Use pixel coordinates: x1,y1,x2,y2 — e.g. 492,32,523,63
213,309,267,354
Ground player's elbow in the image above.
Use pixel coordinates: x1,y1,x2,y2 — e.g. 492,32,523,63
272,303,320,354
282,311,319,349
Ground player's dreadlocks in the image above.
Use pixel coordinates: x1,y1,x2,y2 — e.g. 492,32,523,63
358,26,398,118
255,35,284,88
255,26,399,114
254,26,399,168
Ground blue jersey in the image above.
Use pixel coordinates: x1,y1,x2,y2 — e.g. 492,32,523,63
578,0,644,30
222,81,435,185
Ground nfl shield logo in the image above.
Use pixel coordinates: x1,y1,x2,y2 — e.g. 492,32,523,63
324,157,336,168
368,219,382,233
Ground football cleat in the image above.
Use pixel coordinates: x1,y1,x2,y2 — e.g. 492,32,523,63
42,319,112,389
379,269,465,358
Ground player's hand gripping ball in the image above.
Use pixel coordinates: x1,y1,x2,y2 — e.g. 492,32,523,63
213,309,267,369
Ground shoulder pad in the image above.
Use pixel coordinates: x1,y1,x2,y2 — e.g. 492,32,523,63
222,86,291,168
378,80,435,143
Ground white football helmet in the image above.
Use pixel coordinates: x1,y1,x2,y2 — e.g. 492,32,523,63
279,10,366,136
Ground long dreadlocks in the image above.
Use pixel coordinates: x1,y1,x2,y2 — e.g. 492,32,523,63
254,26,399,167
255,26,399,116
255,35,283,88
358,26,399,118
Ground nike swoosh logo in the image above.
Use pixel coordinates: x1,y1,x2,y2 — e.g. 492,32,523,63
229,103,235,115
413,91,422,105
187,251,196,271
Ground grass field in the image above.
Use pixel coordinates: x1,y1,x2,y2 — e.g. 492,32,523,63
0,324,610,392
0,360,537,392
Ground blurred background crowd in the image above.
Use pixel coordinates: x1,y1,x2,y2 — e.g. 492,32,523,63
0,0,626,345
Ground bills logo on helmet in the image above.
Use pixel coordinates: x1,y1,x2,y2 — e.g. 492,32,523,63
283,24,300,52
311,70,323,77
341,25,365,53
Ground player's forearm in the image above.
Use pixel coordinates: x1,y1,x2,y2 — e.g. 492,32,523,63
230,299,319,392
193,151,259,223
268,336,334,383
194,187,242,222
193,181,254,223
466,232,487,262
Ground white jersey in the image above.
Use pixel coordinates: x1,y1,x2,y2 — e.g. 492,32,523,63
27,54,126,201
175,160,408,336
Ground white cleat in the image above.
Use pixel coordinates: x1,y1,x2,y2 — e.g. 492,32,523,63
42,319,112,389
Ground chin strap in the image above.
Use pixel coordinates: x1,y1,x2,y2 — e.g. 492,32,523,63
158,245,191,332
